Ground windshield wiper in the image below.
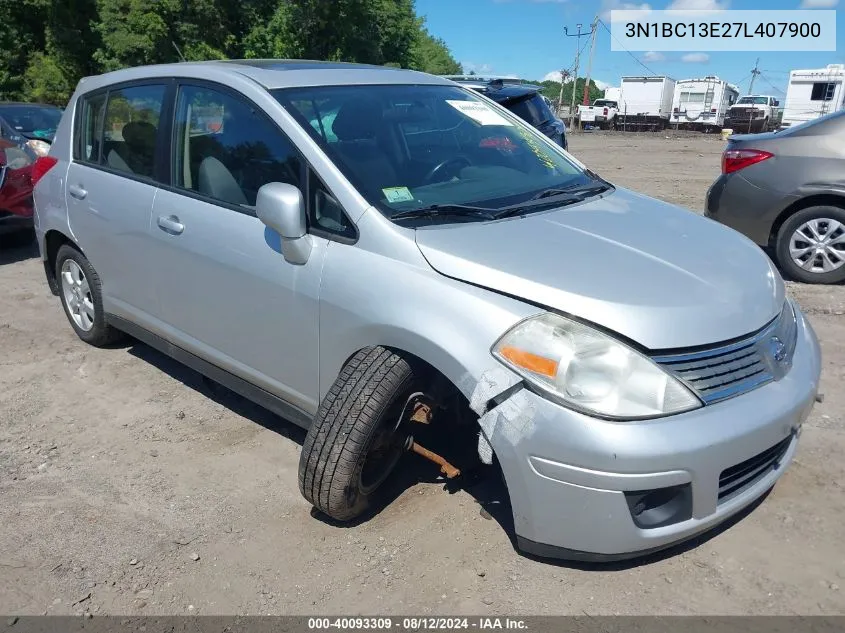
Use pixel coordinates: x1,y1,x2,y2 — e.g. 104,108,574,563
530,183,611,200
494,183,612,219
390,203,497,222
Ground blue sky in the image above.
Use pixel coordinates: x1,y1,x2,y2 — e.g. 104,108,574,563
416,0,844,95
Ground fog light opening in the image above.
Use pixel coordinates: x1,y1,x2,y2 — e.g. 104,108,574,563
624,483,692,530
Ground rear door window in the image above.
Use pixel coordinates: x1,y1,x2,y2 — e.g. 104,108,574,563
507,94,552,126
101,85,167,179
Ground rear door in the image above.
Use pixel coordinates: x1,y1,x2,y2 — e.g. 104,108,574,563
66,82,170,324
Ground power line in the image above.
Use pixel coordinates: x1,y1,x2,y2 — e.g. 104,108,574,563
758,73,786,95
597,19,658,77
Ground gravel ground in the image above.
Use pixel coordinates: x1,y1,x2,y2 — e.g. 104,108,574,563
1,132,844,616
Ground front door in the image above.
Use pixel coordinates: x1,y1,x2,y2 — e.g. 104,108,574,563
148,82,325,415
65,83,168,324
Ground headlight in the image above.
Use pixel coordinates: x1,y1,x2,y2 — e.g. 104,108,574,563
492,313,702,419
25,139,51,157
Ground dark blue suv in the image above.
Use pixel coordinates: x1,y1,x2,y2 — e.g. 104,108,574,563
443,76,568,151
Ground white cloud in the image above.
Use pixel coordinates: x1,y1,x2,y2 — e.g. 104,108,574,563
666,0,729,14
600,0,652,22
543,72,611,89
682,52,710,63
799,0,838,7
543,71,573,82
642,51,666,62
462,62,493,74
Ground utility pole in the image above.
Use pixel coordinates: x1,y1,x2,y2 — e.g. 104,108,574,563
557,69,569,115
748,58,761,95
582,17,599,106
564,23,588,131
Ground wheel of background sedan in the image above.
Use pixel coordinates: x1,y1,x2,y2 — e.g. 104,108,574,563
55,244,124,346
775,205,845,284
299,346,421,522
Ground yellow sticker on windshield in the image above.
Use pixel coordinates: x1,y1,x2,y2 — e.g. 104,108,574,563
383,186,414,203
446,100,513,126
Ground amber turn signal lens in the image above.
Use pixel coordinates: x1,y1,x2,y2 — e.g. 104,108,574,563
499,345,558,378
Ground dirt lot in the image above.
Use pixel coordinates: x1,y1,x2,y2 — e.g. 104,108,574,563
1,132,844,616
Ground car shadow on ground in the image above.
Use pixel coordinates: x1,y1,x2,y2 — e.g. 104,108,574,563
0,232,38,265
123,338,769,570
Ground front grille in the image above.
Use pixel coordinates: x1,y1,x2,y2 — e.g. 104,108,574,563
652,302,797,405
654,339,772,404
718,436,792,503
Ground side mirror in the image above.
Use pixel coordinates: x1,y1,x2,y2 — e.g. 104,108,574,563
773,99,779,107
256,182,312,265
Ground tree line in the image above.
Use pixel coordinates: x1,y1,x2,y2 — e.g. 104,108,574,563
0,0,462,105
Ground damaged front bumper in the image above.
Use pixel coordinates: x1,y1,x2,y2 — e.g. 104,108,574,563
480,309,821,562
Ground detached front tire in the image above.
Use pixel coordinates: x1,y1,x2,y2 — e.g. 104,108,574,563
299,347,421,521
56,244,124,346
775,205,845,284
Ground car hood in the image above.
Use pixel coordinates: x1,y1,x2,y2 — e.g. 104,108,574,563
414,187,784,350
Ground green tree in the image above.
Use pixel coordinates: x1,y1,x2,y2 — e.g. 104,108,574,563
22,52,76,105
411,26,461,75
1,0,464,104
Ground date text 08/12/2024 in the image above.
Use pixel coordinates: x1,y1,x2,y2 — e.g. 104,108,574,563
307,617,528,630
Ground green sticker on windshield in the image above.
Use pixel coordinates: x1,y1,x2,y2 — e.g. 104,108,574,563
382,186,414,203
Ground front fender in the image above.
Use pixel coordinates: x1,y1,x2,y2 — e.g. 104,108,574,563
317,227,540,408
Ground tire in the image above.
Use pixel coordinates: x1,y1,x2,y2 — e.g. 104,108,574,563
299,346,421,521
55,244,124,346
775,205,845,284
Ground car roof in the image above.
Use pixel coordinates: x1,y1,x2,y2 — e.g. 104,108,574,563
74,59,454,94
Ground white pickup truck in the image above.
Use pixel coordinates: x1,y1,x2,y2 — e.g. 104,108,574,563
578,99,619,129
725,95,782,133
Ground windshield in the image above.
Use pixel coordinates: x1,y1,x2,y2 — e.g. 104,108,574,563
274,84,589,220
0,104,62,140
737,96,769,105
594,100,617,108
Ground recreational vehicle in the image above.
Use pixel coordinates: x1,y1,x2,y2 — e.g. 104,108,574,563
781,64,845,128
671,76,739,131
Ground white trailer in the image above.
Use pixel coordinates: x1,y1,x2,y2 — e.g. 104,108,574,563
670,76,739,131
781,64,845,128
603,87,622,103
615,76,676,130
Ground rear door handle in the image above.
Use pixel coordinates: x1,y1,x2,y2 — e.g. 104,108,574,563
68,184,87,200
157,215,184,235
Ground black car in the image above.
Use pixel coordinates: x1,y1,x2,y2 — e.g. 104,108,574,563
443,76,568,150
0,102,63,157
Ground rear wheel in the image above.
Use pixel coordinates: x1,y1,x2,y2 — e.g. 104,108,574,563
775,206,845,284
299,347,423,521
56,244,124,346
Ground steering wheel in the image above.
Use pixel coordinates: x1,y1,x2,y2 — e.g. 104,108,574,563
423,156,472,184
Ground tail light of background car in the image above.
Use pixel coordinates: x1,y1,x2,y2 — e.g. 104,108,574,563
711,108,717,113
603,107,608,116
31,156,58,186
721,148,773,174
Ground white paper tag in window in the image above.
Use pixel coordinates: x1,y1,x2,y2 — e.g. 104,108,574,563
446,100,513,126
382,186,414,203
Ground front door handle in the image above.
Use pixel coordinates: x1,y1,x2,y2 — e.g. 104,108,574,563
157,215,184,235
68,184,87,200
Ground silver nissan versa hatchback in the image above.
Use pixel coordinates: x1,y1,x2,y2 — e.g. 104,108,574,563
33,60,821,561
